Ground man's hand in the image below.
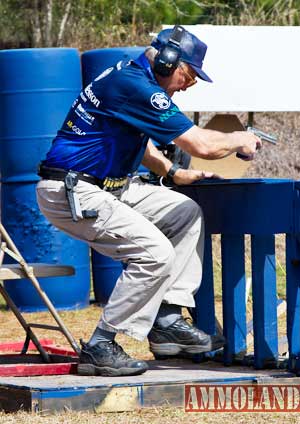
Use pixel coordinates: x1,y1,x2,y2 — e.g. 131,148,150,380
173,168,222,185
233,131,262,160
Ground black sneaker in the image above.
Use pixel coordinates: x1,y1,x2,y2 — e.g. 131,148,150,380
148,317,226,357
77,340,148,377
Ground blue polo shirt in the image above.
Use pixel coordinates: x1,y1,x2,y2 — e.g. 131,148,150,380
42,53,193,179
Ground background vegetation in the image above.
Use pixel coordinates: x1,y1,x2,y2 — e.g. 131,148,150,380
1,0,300,50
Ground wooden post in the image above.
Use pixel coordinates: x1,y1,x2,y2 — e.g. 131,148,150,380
251,234,278,368
221,234,247,365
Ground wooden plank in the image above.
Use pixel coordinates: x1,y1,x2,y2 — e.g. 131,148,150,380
194,235,215,335
286,234,300,372
0,339,53,352
0,363,296,413
251,234,278,369
176,181,294,236
0,362,78,377
0,353,77,364
221,234,247,365
42,344,78,357
0,263,75,280
0,339,78,357
3,360,291,389
0,387,32,413
247,298,286,336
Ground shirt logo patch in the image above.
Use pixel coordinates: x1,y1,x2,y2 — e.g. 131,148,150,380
75,103,95,126
94,67,113,81
159,106,180,122
84,83,101,108
150,92,171,110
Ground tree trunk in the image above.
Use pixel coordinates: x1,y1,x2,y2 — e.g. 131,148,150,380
31,0,42,47
132,0,137,39
57,0,72,46
45,0,53,46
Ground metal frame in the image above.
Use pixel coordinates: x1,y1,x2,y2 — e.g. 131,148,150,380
0,222,81,361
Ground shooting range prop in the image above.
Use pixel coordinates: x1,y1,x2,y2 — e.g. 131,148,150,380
176,178,300,370
81,46,144,86
0,48,90,311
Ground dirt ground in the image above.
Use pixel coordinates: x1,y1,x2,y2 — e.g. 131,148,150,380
1,409,300,424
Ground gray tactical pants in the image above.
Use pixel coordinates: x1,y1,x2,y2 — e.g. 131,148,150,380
36,176,204,340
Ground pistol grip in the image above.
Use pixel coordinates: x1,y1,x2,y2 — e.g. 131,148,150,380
236,152,250,160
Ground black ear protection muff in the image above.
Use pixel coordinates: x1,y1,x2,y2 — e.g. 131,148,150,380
153,25,185,77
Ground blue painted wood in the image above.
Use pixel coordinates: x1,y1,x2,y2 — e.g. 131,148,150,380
221,235,247,365
286,234,300,372
176,179,300,372
193,235,215,335
177,179,294,235
247,298,285,334
251,234,278,369
0,367,295,413
294,182,300,234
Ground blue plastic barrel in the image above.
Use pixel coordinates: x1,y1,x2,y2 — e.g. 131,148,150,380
1,183,90,311
81,47,144,304
0,48,82,182
81,47,144,87
0,48,90,311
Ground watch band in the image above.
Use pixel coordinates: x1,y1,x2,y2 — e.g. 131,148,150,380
165,163,181,184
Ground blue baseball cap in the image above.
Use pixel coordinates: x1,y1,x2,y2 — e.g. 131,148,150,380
151,28,212,83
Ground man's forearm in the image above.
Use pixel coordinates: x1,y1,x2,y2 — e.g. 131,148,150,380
174,125,261,160
141,141,173,177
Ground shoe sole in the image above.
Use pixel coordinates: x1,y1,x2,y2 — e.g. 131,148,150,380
149,341,225,356
77,363,148,377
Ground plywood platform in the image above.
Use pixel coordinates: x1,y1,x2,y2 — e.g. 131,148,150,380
0,359,298,413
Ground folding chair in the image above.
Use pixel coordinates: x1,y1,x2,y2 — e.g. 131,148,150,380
0,222,81,373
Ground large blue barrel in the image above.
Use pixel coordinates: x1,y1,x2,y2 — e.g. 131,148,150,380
1,183,90,312
81,47,144,304
0,48,82,182
0,48,90,311
81,47,144,87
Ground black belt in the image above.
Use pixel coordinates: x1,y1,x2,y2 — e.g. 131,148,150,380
38,165,128,191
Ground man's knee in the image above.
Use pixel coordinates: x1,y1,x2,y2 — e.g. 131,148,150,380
176,198,204,232
148,239,176,278
188,198,203,221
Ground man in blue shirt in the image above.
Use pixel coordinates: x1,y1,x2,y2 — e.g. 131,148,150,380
37,26,260,377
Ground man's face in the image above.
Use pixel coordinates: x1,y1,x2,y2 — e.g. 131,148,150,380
160,62,198,97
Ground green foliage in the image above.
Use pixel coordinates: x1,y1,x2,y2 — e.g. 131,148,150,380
0,0,300,49
213,0,300,25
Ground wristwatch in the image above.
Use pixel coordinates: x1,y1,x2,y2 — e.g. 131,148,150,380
165,163,182,184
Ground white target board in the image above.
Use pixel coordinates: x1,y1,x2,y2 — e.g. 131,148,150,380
165,25,300,112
